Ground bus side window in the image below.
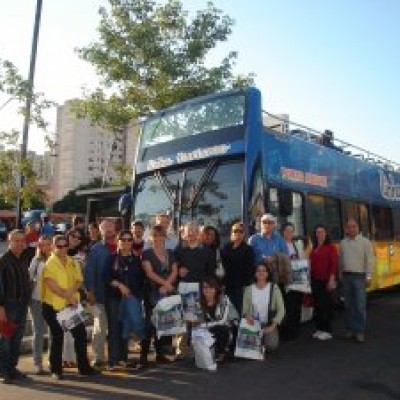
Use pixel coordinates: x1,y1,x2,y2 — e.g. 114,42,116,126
342,201,371,239
392,209,400,241
248,165,264,233
288,192,305,236
306,194,341,240
269,188,304,236
372,206,393,241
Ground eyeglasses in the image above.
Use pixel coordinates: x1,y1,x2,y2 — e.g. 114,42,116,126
232,229,244,233
262,220,275,225
56,244,68,249
119,237,133,242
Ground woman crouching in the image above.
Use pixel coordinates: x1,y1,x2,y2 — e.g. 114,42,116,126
242,263,285,353
198,277,238,362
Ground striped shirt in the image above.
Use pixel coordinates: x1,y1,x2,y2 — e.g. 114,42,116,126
0,249,31,305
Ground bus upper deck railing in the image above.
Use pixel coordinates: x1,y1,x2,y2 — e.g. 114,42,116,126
262,110,400,172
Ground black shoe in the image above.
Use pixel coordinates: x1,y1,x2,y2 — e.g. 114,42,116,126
10,369,28,380
79,367,100,376
155,355,173,365
0,374,14,384
51,373,63,381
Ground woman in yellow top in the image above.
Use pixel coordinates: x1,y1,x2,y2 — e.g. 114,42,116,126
41,235,96,380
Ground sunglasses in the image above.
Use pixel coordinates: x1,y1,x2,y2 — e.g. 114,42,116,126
56,244,68,249
232,229,244,233
119,237,133,242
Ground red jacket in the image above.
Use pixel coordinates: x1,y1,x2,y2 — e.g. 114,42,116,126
310,243,338,281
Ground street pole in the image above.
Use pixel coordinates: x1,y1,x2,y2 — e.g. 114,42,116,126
16,0,43,228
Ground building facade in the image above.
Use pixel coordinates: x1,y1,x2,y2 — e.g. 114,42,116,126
53,100,140,201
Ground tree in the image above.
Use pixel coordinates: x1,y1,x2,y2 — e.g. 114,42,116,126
0,58,54,209
75,0,254,132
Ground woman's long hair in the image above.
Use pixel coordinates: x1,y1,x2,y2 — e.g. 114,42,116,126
311,224,331,249
200,276,222,309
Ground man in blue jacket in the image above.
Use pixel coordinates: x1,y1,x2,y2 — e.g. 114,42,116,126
248,213,288,265
85,219,116,367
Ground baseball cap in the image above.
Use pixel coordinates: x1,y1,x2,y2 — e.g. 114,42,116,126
261,213,277,223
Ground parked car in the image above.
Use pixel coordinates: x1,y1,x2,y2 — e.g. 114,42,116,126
0,220,8,241
21,209,46,226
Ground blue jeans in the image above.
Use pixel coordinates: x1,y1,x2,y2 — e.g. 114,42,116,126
0,300,28,376
342,273,367,334
30,299,46,367
105,297,128,366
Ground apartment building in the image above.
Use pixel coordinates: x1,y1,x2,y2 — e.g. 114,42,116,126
53,100,127,201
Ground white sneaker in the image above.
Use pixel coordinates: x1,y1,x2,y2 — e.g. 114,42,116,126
317,331,332,341
312,330,322,339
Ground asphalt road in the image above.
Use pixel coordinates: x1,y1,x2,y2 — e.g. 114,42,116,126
2,290,400,400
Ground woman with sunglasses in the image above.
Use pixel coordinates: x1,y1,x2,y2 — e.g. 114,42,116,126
105,230,144,370
41,235,96,380
141,224,178,367
221,222,254,316
63,229,87,368
28,234,52,374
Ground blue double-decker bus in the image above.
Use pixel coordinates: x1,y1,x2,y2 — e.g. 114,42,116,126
132,86,400,290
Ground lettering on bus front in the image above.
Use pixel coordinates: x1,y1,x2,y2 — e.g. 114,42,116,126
146,144,231,171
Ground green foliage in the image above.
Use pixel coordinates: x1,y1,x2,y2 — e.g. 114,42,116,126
111,162,132,186
0,58,55,210
75,0,254,131
52,178,105,213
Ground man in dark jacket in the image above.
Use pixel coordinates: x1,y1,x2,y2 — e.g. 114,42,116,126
0,230,31,384
85,219,116,367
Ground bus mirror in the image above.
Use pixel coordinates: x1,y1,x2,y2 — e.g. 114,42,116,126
278,188,293,216
118,193,132,216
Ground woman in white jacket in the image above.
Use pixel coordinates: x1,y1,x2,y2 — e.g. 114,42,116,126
199,276,238,361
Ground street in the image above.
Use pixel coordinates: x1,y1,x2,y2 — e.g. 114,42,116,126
1,290,400,400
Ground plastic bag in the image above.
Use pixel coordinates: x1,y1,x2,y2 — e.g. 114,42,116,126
178,282,202,322
234,318,264,361
152,294,186,338
192,328,217,371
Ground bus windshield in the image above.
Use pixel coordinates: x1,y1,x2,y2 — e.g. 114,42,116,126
134,160,243,239
141,93,246,148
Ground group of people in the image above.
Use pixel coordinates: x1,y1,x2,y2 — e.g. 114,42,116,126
0,211,374,384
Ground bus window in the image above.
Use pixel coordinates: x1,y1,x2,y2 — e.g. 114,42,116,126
287,193,304,236
307,195,341,240
248,165,265,234
183,161,243,240
359,203,370,238
392,208,400,241
342,201,370,238
268,187,279,219
372,206,393,241
268,188,304,235
134,171,181,229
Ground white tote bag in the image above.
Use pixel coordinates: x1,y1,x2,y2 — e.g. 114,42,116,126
178,282,202,322
234,318,264,361
152,294,187,338
192,328,217,371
